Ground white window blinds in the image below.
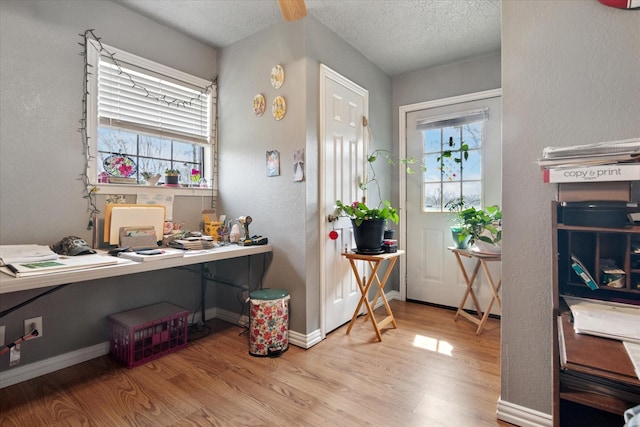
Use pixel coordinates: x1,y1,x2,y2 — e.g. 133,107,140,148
98,59,211,145
416,108,488,130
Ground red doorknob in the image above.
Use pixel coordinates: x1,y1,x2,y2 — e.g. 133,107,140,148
329,230,339,240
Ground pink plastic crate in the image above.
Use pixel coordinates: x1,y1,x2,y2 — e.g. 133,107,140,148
108,302,188,368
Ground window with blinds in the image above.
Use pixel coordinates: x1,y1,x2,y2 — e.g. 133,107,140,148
87,40,215,187
417,109,487,212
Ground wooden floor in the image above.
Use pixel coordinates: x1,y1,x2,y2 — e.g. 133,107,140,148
0,301,513,426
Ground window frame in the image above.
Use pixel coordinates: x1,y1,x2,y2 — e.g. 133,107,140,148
86,40,217,195
420,118,485,212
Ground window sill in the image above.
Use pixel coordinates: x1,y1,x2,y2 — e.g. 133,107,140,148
95,183,217,197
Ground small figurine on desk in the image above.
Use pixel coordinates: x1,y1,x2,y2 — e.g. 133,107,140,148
237,216,253,246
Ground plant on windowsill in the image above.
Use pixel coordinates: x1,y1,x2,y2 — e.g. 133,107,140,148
141,171,161,186
164,168,180,185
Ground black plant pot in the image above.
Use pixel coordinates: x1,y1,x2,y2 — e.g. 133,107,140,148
352,219,385,254
165,175,179,185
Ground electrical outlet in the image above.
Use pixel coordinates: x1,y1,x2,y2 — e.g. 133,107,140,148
24,316,43,339
0,325,5,346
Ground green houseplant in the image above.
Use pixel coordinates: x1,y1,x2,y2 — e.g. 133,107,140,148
455,204,502,252
445,197,472,249
336,137,470,253
335,148,420,253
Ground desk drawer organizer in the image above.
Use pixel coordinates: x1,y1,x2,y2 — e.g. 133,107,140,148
108,302,188,368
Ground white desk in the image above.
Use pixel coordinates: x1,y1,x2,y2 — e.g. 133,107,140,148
1,244,272,295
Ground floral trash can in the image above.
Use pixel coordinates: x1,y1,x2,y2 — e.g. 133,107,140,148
249,289,290,357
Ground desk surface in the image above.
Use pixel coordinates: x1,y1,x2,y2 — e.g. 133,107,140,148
0,244,272,295
558,312,639,385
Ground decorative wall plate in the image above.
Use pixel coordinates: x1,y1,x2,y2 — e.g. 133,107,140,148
253,94,266,116
270,64,284,89
103,154,137,177
272,96,286,120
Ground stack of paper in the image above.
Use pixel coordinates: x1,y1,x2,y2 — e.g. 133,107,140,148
168,236,216,250
0,244,58,266
564,296,640,343
0,254,118,277
538,137,640,168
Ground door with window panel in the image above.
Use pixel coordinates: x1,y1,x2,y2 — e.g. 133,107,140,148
405,96,502,311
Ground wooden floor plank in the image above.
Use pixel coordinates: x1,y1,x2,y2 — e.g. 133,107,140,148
0,301,513,426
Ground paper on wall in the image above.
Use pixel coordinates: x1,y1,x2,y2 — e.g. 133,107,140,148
136,192,174,220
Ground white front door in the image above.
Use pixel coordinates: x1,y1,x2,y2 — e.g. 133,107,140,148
403,92,502,312
320,65,369,336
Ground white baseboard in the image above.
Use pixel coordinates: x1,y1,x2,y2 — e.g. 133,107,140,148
214,307,321,349
0,341,110,389
496,398,552,427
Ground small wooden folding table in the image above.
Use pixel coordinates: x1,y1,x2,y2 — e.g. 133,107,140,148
342,250,404,341
448,247,501,334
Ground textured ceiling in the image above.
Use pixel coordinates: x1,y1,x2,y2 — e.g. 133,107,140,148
113,0,501,76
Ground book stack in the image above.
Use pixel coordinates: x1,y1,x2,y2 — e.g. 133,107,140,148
538,137,640,183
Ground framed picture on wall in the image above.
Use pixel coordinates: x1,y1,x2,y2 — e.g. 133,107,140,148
267,150,280,177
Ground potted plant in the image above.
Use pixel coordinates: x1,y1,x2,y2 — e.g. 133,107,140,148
335,199,399,253
141,171,161,186
335,148,417,253
455,204,502,253
445,197,472,249
164,168,180,185
335,135,469,253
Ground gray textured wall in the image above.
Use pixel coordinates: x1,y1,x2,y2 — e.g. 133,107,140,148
0,0,217,246
501,0,640,416
0,0,224,371
217,16,392,334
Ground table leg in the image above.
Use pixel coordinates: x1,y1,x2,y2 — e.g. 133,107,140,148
345,257,398,341
346,259,381,341
474,260,502,334
454,255,483,321
366,257,398,330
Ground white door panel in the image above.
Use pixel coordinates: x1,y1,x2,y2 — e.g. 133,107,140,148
405,94,502,313
320,65,369,335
